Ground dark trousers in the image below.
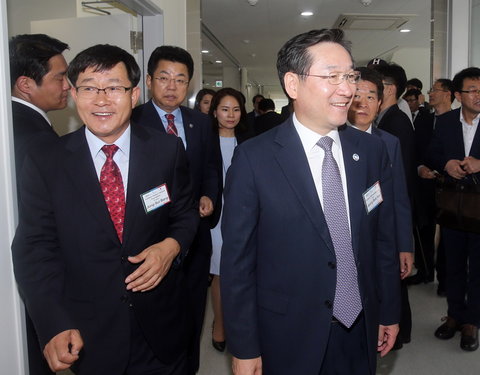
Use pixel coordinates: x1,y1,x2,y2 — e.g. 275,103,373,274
318,314,370,375
183,221,212,374
436,233,447,289
26,309,54,375
398,280,412,342
124,310,187,375
414,223,436,281
442,227,480,326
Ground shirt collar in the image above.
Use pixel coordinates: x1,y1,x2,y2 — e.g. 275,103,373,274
346,120,373,134
460,108,480,126
85,124,131,160
12,96,51,126
293,112,341,154
151,100,182,120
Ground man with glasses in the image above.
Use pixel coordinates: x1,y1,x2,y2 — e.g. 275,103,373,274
12,44,198,374
221,29,400,375
427,67,480,352
132,46,219,375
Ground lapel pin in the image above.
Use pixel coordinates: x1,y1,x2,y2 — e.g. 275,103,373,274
189,123,194,128
353,153,359,161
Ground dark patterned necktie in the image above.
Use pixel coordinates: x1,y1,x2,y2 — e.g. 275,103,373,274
165,113,178,136
100,144,125,242
317,136,362,328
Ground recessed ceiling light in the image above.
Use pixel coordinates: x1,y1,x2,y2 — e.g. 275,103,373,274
400,29,411,33
215,60,222,64
301,11,314,16
201,50,209,53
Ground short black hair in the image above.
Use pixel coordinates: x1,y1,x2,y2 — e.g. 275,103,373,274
209,87,248,137
258,98,275,112
252,94,265,104
67,44,140,87
406,78,423,90
147,45,194,80
277,29,353,97
435,78,455,103
452,67,480,93
372,63,407,100
9,33,69,90
403,88,422,99
355,67,384,101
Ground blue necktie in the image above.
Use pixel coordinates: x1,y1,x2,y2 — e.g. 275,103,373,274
317,136,362,328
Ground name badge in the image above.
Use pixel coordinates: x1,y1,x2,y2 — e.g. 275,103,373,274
141,184,171,214
362,181,383,214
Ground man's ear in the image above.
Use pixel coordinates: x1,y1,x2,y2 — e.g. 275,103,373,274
284,72,299,100
146,74,152,90
15,76,35,95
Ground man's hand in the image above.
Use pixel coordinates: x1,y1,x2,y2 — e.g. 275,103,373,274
199,196,213,218
377,324,399,357
445,159,467,179
126,238,180,292
418,165,437,179
399,252,413,279
461,156,480,175
232,356,262,375
43,329,83,372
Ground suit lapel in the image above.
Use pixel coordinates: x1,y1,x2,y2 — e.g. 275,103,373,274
122,124,153,248
62,127,120,245
339,126,366,258
273,121,335,254
180,106,194,150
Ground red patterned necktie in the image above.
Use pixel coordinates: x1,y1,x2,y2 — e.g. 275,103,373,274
165,113,178,136
100,144,125,242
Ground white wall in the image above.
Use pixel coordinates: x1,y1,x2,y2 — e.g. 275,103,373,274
472,0,480,66
0,0,28,372
392,47,431,91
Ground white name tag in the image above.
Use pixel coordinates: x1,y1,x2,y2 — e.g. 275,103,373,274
141,184,171,214
362,181,383,214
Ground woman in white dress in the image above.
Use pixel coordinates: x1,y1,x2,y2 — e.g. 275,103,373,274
208,88,252,352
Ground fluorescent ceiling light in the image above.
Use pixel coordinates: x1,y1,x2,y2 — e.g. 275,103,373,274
215,60,222,64
301,11,314,16
201,50,209,53
400,29,411,33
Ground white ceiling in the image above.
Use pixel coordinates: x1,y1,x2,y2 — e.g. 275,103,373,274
200,0,431,97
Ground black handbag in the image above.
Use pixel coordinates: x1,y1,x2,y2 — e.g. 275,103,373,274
435,174,480,234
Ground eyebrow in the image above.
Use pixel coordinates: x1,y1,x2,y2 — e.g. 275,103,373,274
77,77,122,84
158,70,187,77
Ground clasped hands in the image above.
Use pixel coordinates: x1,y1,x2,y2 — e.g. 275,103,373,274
445,157,480,179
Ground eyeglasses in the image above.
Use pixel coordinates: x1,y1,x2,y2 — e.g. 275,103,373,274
427,88,448,94
154,76,189,87
460,89,480,95
76,86,132,98
301,71,361,85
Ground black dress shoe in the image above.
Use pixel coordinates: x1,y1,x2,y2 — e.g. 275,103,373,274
435,316,460,339
460,324,479,351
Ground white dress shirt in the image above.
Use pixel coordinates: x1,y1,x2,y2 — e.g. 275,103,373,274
293,113,351,228
151,103,187,149
85,125,131,197
460,109,480,156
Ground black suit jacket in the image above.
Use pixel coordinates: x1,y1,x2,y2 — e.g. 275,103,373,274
12,101,58,181
132,100,218,206
12,124,198,374
221,121,400,375
254,111,284,135
427,108,480,183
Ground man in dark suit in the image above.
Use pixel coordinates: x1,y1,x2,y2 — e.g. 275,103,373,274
131,46,219,375
348,67,413,350
12,44,198,374
9,33,70,375
221,29,400,375
427,67,480,352
246,93,265,134
254,98,283,135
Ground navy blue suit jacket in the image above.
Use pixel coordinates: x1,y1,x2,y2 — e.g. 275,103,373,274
220,120,400,375
12,124,198,374
427,108,480,183
372,127,413,253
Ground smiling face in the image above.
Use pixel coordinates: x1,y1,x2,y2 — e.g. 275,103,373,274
70,62,140,144
147,60,189,112
348,80,381,131
283,42,355,135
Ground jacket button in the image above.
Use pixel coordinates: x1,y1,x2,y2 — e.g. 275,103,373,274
328,261,336,269
325,300,333,309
